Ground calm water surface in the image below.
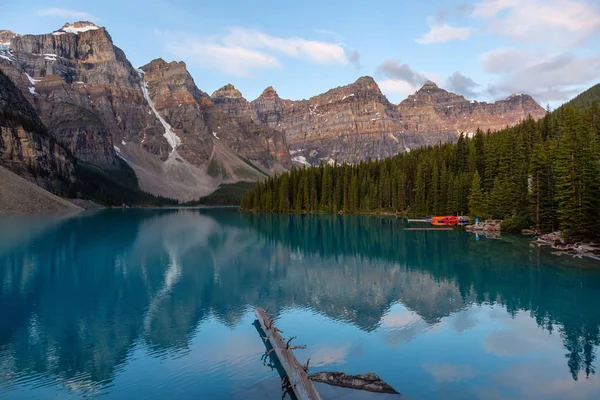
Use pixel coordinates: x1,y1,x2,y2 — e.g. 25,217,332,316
1,209,600,399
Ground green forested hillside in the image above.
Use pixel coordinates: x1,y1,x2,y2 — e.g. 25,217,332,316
183,182,256,206
76,160,178,207
241,104,600,239
566,84,600,109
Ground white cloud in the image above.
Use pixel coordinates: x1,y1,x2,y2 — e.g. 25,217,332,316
472,0,520,17
37,8,97,21
472,0,600,44
480,48,534,74
313,29,345,43
377,60,442,101
377,60,429,86
379,79,423,99
479,361,600,399
380,307,422,328
165,39,280,78
416,22,472,44
423,363,474,383
308,345,348,367
481,47,600,102
156,28,350,77
223,28,348,65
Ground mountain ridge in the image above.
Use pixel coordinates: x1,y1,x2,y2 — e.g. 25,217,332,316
0,21,548,204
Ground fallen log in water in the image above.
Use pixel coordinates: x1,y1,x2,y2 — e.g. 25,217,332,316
254,308,401,398
309,371,399,394
254,308,322,400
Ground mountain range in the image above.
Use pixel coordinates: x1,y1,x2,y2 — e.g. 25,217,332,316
0,21,547,204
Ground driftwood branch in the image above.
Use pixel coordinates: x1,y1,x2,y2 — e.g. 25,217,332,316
286,336,297,348
254,308,322,400
303,358,311,373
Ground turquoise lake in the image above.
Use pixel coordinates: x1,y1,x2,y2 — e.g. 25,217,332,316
1,208,600,399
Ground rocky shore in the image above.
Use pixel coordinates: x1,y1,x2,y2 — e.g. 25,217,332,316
534,231,600,260
0,166,82,213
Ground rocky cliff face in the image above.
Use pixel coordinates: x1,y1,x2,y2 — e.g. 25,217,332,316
0,21,548,200
139,58,213,166
397,81,547,140
252,86,293,125
242,78,546,165
140,60,291,180
211,84,250,116
0,23,291,201
0,30,18,48
1,21,170,169
0,70,76,194
244,77,410,165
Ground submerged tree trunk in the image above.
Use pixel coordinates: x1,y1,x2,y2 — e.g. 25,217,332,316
308,372,399,394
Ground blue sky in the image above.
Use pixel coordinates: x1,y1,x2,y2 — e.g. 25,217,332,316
2,0,600,106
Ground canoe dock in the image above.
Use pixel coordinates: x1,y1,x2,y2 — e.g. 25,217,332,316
404,227,454,231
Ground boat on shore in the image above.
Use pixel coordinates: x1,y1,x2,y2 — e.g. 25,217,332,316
431,215,470,226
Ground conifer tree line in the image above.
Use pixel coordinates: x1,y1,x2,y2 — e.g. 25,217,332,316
241,103,600,239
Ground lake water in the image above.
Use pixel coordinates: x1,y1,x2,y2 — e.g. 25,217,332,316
1,209,600,399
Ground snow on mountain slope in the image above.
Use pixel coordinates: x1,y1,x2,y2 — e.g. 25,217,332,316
137,69,181,154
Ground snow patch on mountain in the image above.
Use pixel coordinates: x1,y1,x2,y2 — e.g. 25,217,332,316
292,155,311,166
58,23,100,34
137,69,181,154
25,73,39,85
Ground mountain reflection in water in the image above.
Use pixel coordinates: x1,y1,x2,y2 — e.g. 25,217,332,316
0,209,599,399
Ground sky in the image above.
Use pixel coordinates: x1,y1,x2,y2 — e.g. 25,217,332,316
2,0,600,107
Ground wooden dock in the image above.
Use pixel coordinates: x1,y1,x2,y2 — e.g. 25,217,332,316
254,308,322,400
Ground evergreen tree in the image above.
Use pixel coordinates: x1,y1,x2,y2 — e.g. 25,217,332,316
468,170,486,219
554,107,599,238
241,101,600,238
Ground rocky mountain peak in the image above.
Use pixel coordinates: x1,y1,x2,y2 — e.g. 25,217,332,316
355,76,376,85
402,81,465,106
351,76,380,92
141,58,188,74
211,84,244,100
210,84,249,116
420,80,439,91
318,75,382,101
501,93,543,109
259,86,278,99
0,30,18,46
397,81,546,144
140,57,210,103
145,58,168,68
55,21,101,35
506,93,531,101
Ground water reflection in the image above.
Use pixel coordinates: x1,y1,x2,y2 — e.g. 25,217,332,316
0,210,599,399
